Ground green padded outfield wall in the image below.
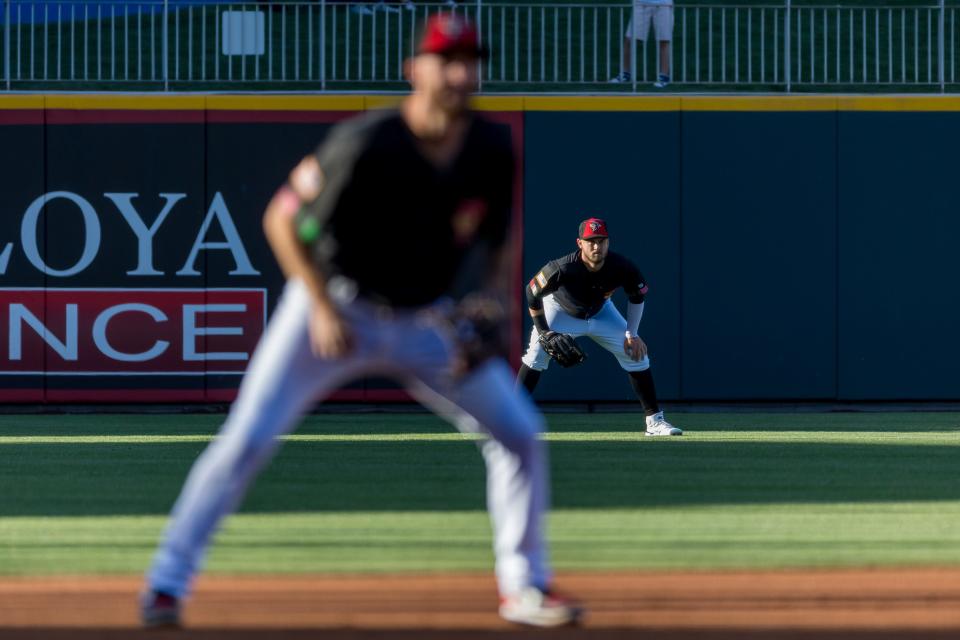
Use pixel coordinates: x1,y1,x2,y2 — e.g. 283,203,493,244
521,96,960,402
2,95,959,403
523,110,683,402
837,110,960,400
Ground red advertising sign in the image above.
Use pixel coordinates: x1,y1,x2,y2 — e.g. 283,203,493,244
0,288,265,375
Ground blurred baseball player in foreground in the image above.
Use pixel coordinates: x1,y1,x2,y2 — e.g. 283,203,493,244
517,218,682,436
140,13,581,629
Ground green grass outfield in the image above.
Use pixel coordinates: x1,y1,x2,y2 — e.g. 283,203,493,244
1,411,959,576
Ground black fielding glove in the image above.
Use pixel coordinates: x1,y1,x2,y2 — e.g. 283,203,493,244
538,331,586,368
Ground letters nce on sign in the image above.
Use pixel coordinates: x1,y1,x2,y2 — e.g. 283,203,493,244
0,289,265,375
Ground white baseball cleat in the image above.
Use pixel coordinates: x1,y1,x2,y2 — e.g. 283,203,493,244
645,411,682,436
499,586,584,628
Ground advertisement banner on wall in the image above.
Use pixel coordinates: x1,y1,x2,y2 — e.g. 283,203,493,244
0,106,338,402
1,100,524,403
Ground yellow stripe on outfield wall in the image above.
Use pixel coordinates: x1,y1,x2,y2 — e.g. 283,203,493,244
206,95,365,110
45,95,205,110
364,95,404,109
524,95,960,111
680,96,840,111
836,96,960,111
0,95,44,109
5,94,960,112
520,96,681,111
471,96,526,111
473,95,960,112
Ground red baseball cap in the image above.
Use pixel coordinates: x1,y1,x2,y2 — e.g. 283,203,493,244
578,217,609,240
418,13,488,58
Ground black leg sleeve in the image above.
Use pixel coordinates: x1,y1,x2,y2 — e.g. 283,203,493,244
516,363,542,394
628,369,660,416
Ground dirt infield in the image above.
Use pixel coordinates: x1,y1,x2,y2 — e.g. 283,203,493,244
1,568,959,639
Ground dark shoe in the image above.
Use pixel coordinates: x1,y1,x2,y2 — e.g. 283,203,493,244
140,589,181,628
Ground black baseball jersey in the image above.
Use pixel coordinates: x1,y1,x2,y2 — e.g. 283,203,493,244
526,250,648,319
297,109,513,308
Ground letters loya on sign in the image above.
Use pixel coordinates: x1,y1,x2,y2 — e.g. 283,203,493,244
3,191,260,277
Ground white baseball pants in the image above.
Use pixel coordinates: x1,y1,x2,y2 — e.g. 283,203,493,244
522,294,651,372
147,278,551,599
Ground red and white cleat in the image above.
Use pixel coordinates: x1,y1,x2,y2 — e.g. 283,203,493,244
499,586,584,628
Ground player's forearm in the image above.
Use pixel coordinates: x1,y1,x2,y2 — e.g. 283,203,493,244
529,308,550,334
525,279,551,334
626,301,644,336
263,188,334,309
268,156,337,308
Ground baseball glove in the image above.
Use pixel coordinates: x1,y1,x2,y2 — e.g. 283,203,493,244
538,331,586,368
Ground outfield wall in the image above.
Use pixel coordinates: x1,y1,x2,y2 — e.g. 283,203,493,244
0,95,958,403
522,97,960,402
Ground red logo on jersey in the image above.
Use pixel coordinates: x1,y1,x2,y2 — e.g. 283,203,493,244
452,198,488,246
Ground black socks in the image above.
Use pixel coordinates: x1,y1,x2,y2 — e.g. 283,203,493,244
516,364,542,393
628,369,660,417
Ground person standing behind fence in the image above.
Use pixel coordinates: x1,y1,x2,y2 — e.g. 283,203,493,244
351,0,457,15
610,0,673,88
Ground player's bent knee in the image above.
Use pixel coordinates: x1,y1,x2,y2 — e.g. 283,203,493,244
521,362,548,373
619,355,651,372
488,404,544,452
521,354,551,371
489,422,543,458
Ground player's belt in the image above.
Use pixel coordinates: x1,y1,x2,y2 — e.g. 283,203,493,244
559,304,597,320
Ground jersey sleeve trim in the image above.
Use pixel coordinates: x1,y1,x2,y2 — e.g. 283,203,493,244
526,261,560,309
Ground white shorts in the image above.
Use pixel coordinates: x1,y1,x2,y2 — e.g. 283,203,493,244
626,4,674,42
522,295,651,373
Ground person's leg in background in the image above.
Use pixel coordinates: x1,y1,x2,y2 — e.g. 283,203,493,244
516,296,587,395
653,4,674,87
585,301,682,436
611,1,650,83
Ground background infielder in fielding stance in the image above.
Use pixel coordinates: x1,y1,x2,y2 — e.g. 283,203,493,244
140,14,581,629
517,218,682,437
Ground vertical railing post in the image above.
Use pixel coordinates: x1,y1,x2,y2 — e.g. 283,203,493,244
476,0,483,94
939,0,946,93
163,0,169,91
784,0,791,92
4,0,11,90
630,5,637,92
320,0,326,91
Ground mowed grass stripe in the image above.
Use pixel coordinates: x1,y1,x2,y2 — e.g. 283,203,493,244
0,411,958,436
4,502,960,574
0,412,959,575
0,430,956,445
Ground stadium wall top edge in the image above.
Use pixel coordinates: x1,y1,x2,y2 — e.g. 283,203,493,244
4,93,960,111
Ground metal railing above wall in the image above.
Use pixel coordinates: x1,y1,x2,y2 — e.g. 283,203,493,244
1,1,957,92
